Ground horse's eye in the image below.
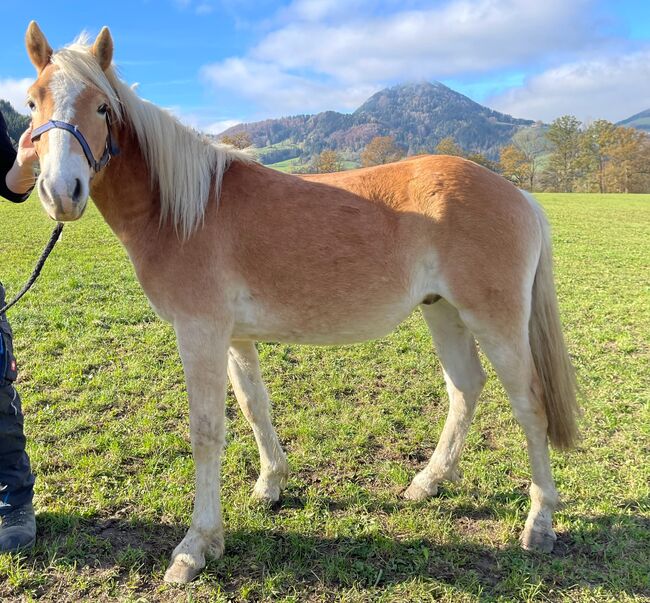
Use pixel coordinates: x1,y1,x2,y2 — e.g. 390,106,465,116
27,100,36,111
97,104,108,115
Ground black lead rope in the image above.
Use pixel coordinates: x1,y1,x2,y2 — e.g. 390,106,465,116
0,222,64,315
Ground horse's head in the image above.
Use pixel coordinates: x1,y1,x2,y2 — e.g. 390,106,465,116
25,21,119,221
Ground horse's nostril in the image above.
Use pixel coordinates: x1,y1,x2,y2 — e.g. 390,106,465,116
72,178,83,203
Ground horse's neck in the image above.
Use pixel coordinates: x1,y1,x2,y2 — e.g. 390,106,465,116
90,127,161,249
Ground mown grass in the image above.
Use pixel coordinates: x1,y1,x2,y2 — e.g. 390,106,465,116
0,192,648,602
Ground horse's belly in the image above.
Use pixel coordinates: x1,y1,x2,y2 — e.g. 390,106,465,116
229,249,442,344
231,289,421,345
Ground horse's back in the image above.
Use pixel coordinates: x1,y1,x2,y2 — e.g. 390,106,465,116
301,154,530,218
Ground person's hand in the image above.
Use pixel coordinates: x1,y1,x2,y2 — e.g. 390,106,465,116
5,124,38,195
15,124,38,168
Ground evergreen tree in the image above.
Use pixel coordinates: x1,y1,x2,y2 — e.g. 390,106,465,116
0,100,30,147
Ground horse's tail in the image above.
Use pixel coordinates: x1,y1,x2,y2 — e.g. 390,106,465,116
524,192,580,450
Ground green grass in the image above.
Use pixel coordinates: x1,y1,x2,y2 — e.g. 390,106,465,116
267,158,360,173
267,157,304,172
0,192,648,602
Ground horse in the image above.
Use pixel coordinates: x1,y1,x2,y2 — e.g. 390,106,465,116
23,22,579,584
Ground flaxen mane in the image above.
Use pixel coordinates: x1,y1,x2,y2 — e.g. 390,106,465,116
51,36,252,237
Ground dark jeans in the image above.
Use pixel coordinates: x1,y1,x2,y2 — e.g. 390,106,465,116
0,283,35,515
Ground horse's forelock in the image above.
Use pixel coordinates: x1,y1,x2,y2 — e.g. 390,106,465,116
50,38,123,121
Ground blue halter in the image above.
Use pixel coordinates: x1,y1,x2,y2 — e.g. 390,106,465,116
31,112,119,173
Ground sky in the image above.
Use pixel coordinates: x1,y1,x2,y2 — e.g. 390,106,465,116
1,0,650,134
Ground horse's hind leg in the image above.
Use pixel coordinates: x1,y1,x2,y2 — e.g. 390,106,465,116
404,300,486,500
463,312,559,553
228,340,289,503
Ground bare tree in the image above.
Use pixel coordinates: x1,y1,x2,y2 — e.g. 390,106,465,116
511,125,549,191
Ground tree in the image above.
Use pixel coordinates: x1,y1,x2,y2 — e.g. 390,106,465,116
500,145,532,187
466,152,499,173
435,136,464,157
630,133,650,193
544,115,583,192
313,150,343,173
511,125,550,191
581,120,617,193
604,127,650,193
360,136,405,167
0,100,30,147
220,131,253,149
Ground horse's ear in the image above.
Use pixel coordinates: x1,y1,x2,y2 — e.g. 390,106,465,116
25,21,53,72
92,27,113,71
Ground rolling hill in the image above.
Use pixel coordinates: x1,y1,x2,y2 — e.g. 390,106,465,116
218,82,535,164
617,109,650,132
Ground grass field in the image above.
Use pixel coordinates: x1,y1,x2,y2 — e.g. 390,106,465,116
0,192,648,602
266,157,303,172
266,158,360,173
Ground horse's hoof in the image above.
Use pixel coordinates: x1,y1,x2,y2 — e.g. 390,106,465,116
164,558,202,584
521,527,556,553
252,471,287,505
252,482,281,505
403,481,438,501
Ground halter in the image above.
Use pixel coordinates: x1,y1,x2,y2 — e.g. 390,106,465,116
31,111,119,173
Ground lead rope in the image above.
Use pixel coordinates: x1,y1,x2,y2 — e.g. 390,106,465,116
0,222,64,315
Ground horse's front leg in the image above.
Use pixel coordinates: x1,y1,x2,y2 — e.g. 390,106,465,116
164,319,230,584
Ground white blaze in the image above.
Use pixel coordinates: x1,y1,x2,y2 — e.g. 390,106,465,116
39,72,91,216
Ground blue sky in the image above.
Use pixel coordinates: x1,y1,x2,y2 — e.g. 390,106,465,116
1,0,649,133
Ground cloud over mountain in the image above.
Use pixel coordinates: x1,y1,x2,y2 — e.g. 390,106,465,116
201,0,600,119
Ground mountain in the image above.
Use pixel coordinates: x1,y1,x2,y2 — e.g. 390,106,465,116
0,100,30,146
218,82,534,164
617,109,650,132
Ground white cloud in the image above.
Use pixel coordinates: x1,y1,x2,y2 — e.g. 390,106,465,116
201,57,379,115
488,51,650,123
255,0,596,82
201,0,601,117
278,0,369,22
205,119,242,134
0,78,33,115
165,105,243,134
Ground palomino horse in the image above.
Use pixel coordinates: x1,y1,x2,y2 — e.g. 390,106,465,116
24,22,579,583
